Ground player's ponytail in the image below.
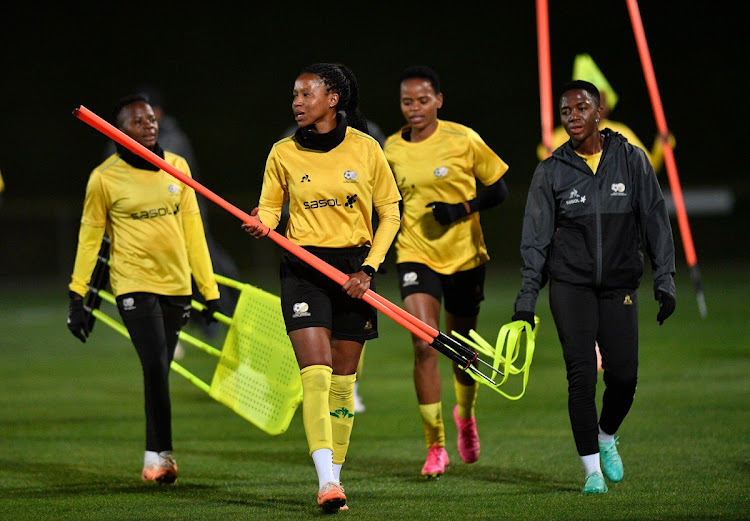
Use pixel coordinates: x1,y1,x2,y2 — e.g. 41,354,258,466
335,64,369,135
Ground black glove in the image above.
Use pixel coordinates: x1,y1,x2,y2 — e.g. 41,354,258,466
67,292,90,343
656,290,676,325
200,299,222,324
512,310,536,330
427,201,469,225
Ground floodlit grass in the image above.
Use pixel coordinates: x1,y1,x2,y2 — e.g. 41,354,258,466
1,263,748,520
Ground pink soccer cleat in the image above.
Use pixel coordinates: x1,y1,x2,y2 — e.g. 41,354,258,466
421,444,450,478
453,405,480,463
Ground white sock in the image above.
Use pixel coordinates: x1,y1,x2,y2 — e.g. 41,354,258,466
333,463,343,483
311,448,336,488
581,453,601,477
158,450,173,462
598,425,615,443
144,450,159,466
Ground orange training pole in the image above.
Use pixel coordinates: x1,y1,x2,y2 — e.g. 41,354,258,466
626,0,707,318
536,0,554,158
71,105,449,346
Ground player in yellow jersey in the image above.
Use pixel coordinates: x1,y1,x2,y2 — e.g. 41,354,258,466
383,65,510,478
243,63,401,513
66,94,221,485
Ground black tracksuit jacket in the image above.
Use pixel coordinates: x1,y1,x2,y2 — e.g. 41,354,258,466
514,129,676,314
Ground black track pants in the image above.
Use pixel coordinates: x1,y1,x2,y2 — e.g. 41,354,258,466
549,282,639,456
117,293,191,452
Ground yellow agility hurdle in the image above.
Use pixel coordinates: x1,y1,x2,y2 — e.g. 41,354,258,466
90,273,302,436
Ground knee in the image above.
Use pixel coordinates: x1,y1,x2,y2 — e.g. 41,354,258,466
300,365,333,393
566,361,598,397
413,339,437,366
139,351,170,375
604,371,638,393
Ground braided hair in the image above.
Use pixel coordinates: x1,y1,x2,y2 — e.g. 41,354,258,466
299,63,370,135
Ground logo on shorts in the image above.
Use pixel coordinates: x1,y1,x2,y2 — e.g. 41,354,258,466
623,294,633,305
434,166,448,178
402,271,419,287
292,302,311,318
122,297,136,311
611,183,627,196
364,319,373,330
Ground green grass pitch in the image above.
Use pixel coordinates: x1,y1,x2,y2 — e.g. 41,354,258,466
1,263,748,520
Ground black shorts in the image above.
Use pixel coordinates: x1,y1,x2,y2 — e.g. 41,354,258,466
397,262,486,317
280,246,378,342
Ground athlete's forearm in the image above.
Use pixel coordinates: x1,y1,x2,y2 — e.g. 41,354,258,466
183,213,220,300
257,206,282,231
364,201,400,270
69,223,105,297
468,177,508,213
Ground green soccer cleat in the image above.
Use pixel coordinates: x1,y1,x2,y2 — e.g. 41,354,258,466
582,471,608,494
599,437,623,482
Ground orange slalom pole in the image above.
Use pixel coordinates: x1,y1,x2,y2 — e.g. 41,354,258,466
71,105,454,349
626,0,707,318
536,0,554,158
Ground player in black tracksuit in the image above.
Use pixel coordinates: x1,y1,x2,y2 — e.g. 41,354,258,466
512,80,676,494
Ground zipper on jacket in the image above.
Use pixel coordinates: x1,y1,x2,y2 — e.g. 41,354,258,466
593,134,611,287
594,174,603,286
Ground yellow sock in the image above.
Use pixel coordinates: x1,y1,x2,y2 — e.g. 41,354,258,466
329,373,357,465
300,365,333,455
418,402,445,448
454,375,479,419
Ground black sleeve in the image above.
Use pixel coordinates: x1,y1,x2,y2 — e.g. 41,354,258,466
632,147,676,299
468,177,508,213
514,164,555,314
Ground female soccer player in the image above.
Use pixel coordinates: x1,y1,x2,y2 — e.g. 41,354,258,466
242,63,401,513
66,94,221,485
383,65,510,478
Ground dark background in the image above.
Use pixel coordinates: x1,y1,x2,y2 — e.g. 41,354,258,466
1,2,746,287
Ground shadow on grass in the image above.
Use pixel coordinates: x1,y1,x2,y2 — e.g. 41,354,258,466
0,458,319,516
347,455,578,494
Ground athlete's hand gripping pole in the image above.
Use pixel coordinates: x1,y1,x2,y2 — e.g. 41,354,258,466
72,105,498,384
